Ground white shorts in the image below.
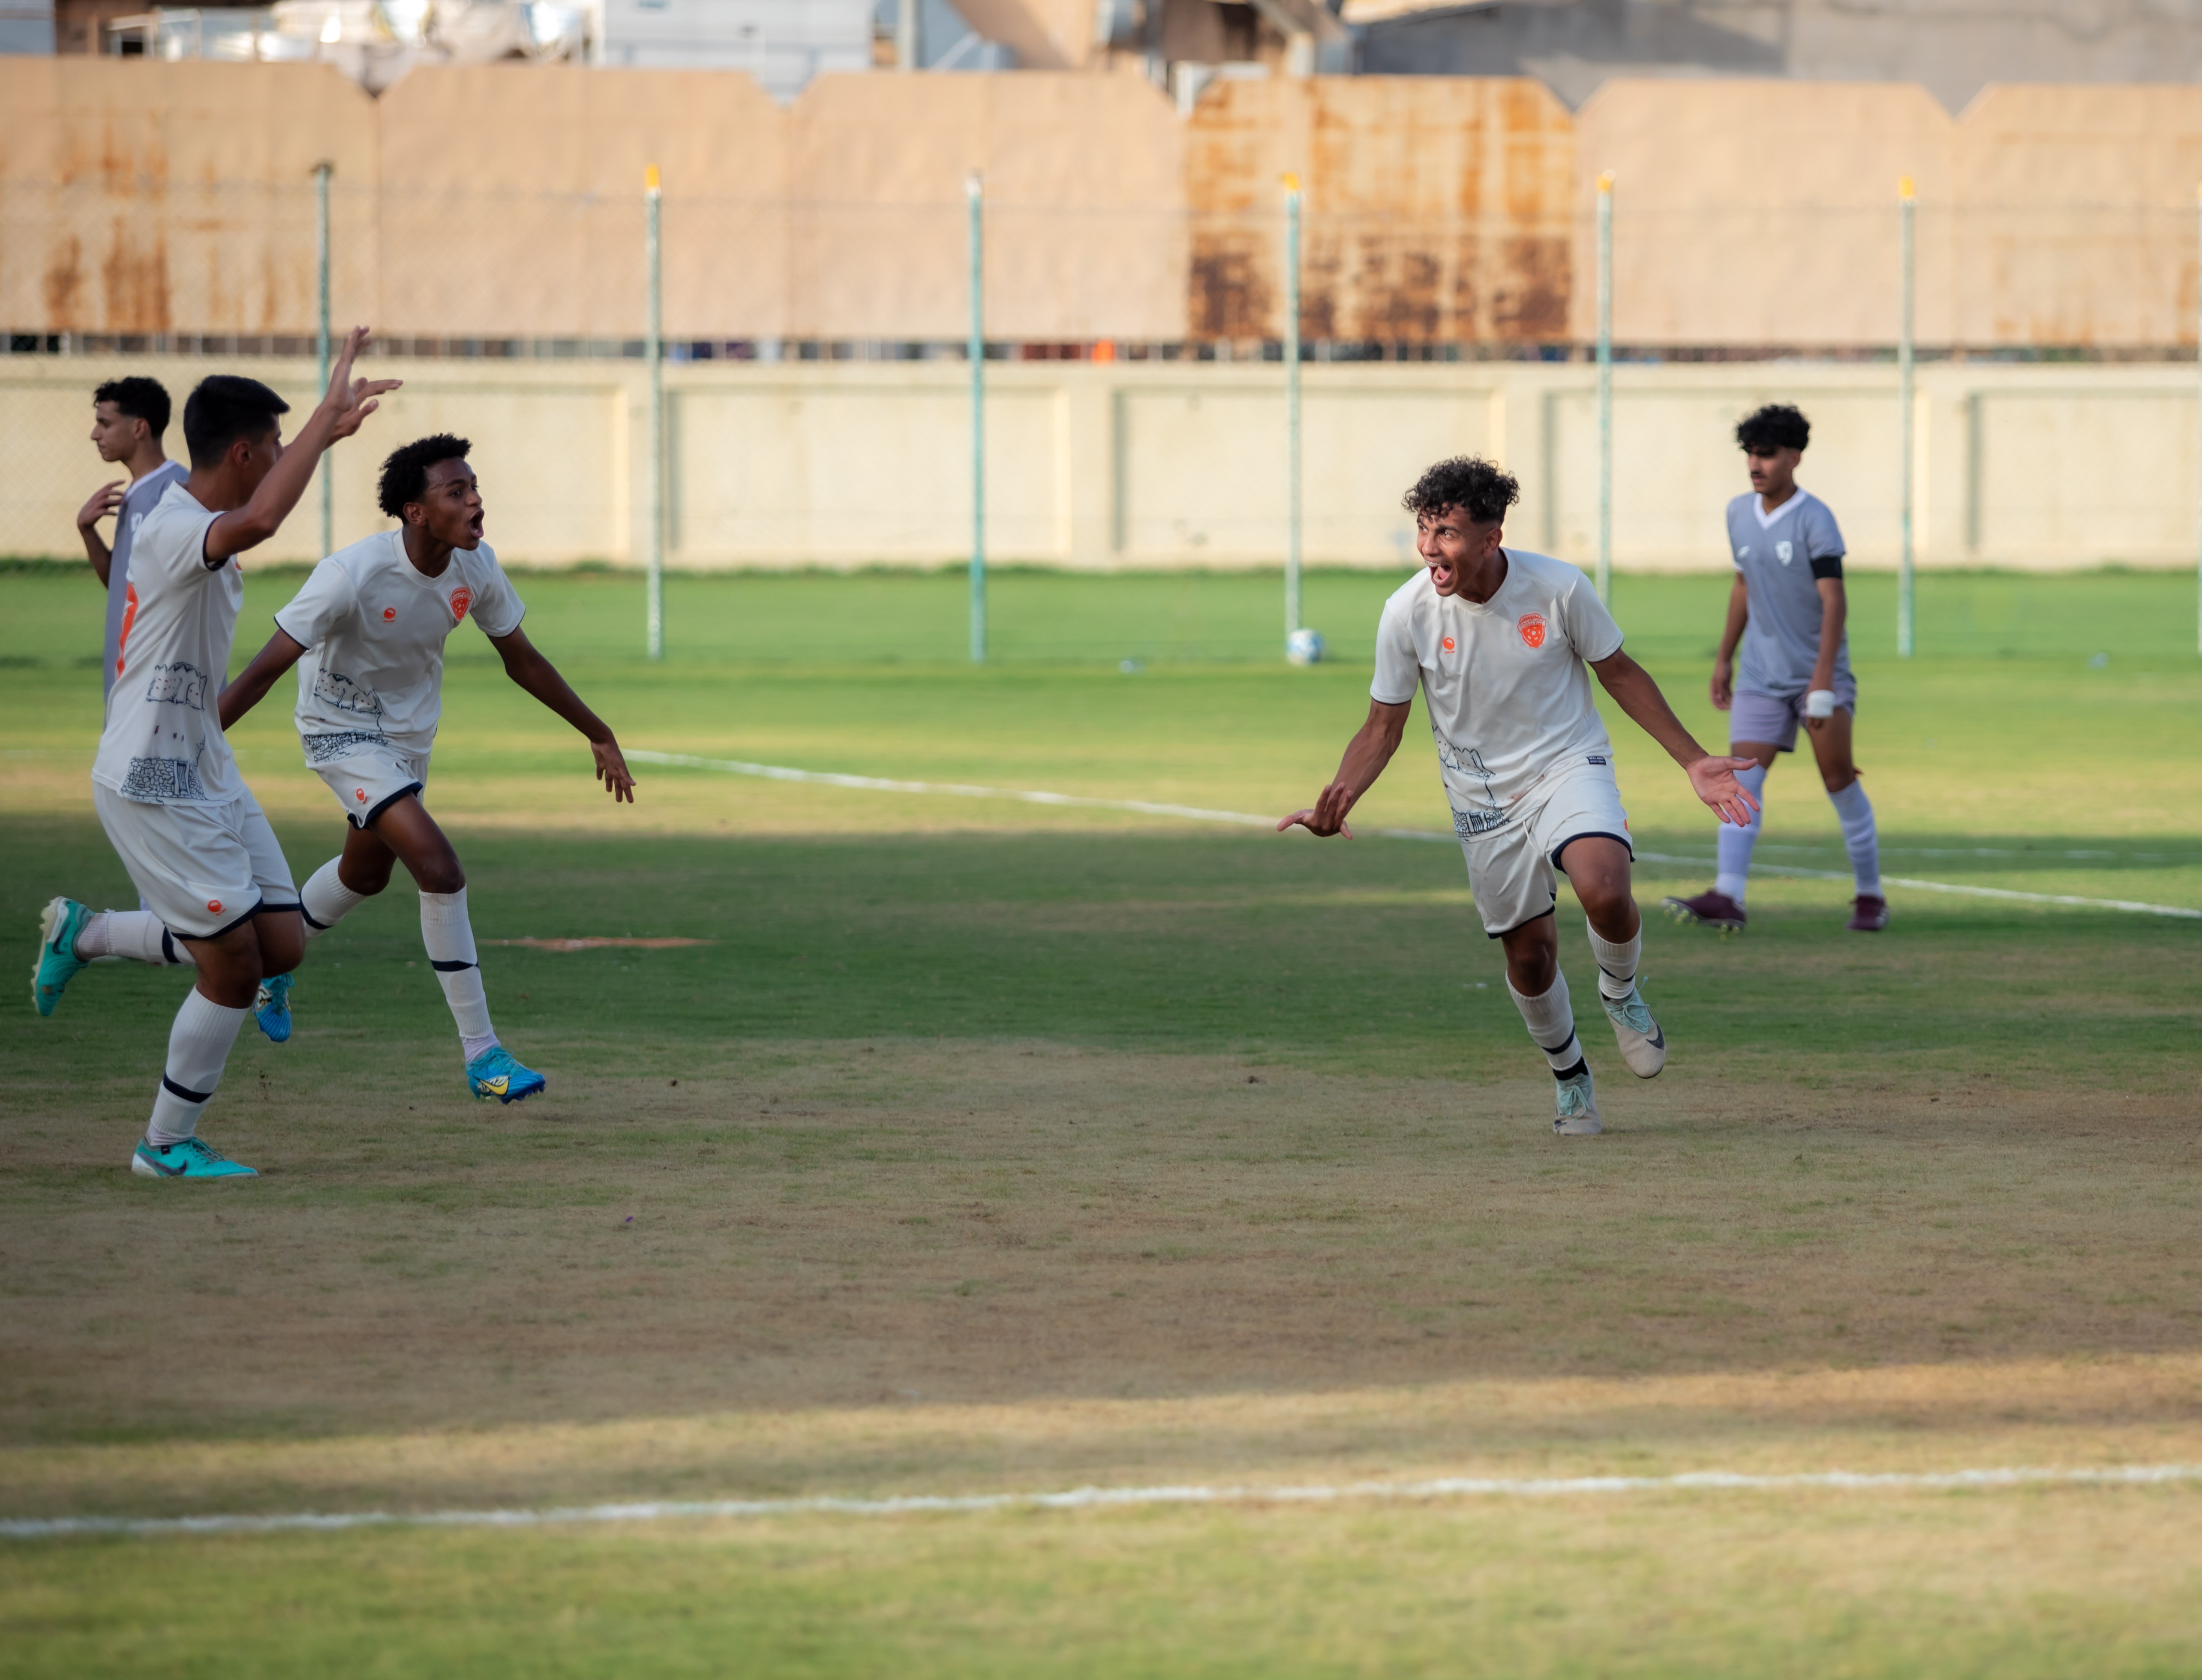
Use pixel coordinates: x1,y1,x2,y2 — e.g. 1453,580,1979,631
304,734,429,829
1457,762,1633,938
93,783,298,941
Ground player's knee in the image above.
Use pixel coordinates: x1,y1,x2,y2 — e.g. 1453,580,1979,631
412,857,466,896
1821,765,1857,794
257,919,306,976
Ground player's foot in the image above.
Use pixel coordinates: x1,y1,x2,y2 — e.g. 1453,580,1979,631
1663,888,1746,932
252,972,294,1042
32,897,93,1017
1847,894,1890,932
131,1137,257,1179
467,1045,545,1105
1600,983,1666,1078
1553,1066,1602,1135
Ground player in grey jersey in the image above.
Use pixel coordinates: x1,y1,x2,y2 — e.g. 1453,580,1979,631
1665,405,1887,934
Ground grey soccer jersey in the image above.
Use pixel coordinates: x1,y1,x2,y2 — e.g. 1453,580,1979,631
102,459,188,696
1726,489,1848,698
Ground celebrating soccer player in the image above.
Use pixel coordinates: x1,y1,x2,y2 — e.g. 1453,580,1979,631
1279,457,1759,1136
1664,405,1887,933
219,434,635,1107
31,330,400,1179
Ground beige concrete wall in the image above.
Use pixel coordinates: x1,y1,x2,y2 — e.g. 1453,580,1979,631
7,353,2197,572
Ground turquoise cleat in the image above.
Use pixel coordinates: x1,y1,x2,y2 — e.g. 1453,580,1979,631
466,1045,545,1105
253,972,294,1043
132,1137,258,1179
32,897,93,1018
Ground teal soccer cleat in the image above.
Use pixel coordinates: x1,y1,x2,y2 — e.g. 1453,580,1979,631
32,897,93,1017
253,972,294,1043
467,1045,545,1105
132,1137,258,1179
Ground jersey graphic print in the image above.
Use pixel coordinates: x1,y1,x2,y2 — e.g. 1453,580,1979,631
1517,613,1547,649
1439,740,1508,835
312,668,387,721
119,658,214,799
303,729,394,765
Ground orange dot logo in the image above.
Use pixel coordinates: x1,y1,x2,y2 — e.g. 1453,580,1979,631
206,899,222,914
383,607,397,621
355,788,368,802
448,585,473,623
1517,612,1547,650
1441,636,1456,653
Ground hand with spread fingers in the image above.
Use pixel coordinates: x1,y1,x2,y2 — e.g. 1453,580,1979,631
1687,754,1764,827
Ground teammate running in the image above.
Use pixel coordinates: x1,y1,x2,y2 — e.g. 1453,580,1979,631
32,331,399,1179
219,433,635,1106
1663,405,1887,933
1279,457,1758,1136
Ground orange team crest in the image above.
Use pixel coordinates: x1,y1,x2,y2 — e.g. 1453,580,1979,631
1517,612,1548,649
448,585,473,622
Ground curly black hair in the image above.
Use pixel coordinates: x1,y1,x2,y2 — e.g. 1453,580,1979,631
1736,404,1809,453
95,376,171,437
1402,456,1520,526
377,433,472,518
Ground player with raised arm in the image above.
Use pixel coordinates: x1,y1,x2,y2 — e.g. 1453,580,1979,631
1279,458,1759,1136
219,434,635,1106
1663,405,1887,933
30,331,400,1179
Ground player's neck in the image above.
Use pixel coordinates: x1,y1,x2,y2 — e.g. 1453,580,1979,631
1757,481,1798,514
123,441,168,485
184,465,248,512
400,523,456,579
1457,546,1508,605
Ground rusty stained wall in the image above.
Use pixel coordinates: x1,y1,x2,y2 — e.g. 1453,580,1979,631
1184,77,1575,343
0,60,379,338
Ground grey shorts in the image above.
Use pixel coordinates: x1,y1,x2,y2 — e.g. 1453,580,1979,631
1730,678,1857,754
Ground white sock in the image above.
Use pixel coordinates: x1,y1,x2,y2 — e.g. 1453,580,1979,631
1508,971,1585,1077
300,857,369,939
420,888,496,1055
1585,918,1640,1002
145,989,249,1144
1713,761,1767,903
77,909,195,968
1828,778,1880,897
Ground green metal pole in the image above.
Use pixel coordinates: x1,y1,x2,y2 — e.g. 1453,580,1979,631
2196,183,2201,658
1899,177,1916,660
1595,171,1613,606
645,164,664,663
968,170,986,665
315,161,332,558
1284,172,1302,652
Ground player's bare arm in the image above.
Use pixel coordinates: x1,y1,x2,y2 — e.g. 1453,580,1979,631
217,628,311,732
76,480,124,585
1804,576,1846,732
487,625,637,803
1710,575,1749,711
204,327,400,563
1588,648,1761,826
1277,697,1409,838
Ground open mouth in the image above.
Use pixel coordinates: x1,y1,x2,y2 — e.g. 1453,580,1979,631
1430,560,1457,592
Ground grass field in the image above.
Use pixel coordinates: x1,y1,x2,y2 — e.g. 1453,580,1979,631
2,564,2199,1675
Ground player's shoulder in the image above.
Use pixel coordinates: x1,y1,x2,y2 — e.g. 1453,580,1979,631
1380,567,1433,615
1724,492,1757,523
134,480,213,549
1504,548,1588,594
320,528,400,584
1797,489,1845,536
459,539,505,577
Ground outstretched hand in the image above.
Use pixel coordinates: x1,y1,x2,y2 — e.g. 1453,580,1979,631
1688,754,1762,826
593,738,637,804
1277,782,1357,839
321,326,403,441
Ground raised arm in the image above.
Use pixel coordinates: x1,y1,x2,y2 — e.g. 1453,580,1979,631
219,627,309,731
1277,697,1411,838
1589,648,1760,827
77,481,123,587
487,624,635,803
1710,575,1749,711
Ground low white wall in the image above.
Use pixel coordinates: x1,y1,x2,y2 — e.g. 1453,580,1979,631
5,355,2195,572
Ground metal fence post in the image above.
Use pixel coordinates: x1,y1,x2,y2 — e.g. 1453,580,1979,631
644,164,664,663
1595,171,1613,606
314,161,333,559
968,170,987,665
1283,172,1302,653
1899,176,1916,660
2196,183,2201,658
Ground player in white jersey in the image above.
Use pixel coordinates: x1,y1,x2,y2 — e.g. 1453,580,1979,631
30,330,400,1179
1280,457,1760,1135
219,434,635,1105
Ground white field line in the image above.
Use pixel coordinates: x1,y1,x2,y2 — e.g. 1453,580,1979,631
627,750,2202,921
7,1462,2200,1542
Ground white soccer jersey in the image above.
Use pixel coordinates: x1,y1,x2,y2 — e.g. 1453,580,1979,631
90,479,248,806
1371,549,1625,836
273,531,526,759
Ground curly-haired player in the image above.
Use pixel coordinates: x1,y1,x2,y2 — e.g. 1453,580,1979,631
220,434,634,1106
1279,456,1759,1135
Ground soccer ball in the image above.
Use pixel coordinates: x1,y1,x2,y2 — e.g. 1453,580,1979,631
1286,627,1325,666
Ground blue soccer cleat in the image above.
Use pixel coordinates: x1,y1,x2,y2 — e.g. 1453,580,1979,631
467,1045,545,1105
131,1137,258,1179
32,897,93,1018
253,972,294,1043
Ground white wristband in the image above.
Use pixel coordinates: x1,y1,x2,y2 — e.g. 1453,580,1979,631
1804,689,1837,720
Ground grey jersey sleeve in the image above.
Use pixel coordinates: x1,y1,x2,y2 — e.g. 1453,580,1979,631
1804,497,1846,581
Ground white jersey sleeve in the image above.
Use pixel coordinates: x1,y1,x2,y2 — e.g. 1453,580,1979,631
273,556,361,652
1555,568,1625,664
465,547,526,639
1370,585,1421,705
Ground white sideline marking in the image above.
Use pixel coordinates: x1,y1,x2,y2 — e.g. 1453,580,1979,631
7,1463,2199,1541
627,751,2202,921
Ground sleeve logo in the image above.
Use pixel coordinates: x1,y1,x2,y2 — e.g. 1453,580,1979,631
1516,612,1547,649
448,585,473,622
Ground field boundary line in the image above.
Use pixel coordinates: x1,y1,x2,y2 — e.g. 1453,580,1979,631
7,1463,2199,1542
628,751,2201,921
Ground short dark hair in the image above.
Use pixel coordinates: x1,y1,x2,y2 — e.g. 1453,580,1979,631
182,375,289,468
1403,456,1520,526
94,376,171,437
1736,404,1809,453
377,434,472,518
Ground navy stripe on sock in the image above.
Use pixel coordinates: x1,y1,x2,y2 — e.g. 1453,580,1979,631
429,959,477,973
300,904,332,930
1535,1032,1579,1056
160,1074,214,1105
1550,1057,1589,1081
